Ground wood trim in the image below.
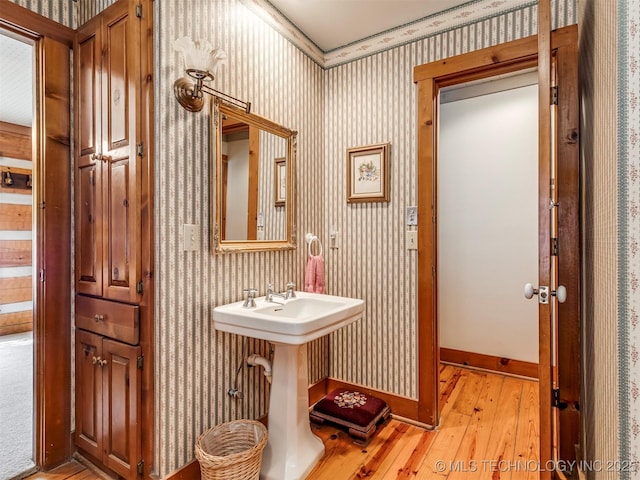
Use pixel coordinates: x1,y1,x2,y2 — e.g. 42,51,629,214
164,460,200,480
414,23,579,449
138,1,156,477
537,2,553,478
416,76,439,427
0,0,74,46
326,378,419,421
555,30,580,463
440,348,539,379
308,377,329,406
34,35,72,470
247,126,259,240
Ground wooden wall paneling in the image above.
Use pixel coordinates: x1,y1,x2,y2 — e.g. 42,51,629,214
0,310,32,335
0,276,32,304
0,239,32,267
0,204,32,230
0,121,32,159
34,35,72,470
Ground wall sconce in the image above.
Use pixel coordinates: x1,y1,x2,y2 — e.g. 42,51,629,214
173,36,251,113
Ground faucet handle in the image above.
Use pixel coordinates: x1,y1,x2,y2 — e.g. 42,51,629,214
285,281,296,299
242,288,257,308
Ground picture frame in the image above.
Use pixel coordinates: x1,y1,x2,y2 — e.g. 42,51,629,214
346,143,390,203
274,157,286,206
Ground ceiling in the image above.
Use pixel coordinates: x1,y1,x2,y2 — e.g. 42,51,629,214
267,0,471,51
0,33,33,127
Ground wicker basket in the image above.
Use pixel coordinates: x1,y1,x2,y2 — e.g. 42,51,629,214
195,420,268,480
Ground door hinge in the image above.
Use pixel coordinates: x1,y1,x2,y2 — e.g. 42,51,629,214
552,237,559,256
39,201,45,209
137,142,144,157
551,86,558,105
137,460,144,476
39,269,45,282
552,388,568,410
137,355,144,369
137,280,144,295
136,4,142,18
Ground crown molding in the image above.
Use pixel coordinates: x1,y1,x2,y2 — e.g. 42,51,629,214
239,0,537,69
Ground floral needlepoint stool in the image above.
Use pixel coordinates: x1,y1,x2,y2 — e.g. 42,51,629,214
310,388,391,444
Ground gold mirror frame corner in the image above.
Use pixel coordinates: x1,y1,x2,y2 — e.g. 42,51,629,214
210,99,297,254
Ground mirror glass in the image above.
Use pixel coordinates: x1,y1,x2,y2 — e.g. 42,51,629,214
211,100,297,253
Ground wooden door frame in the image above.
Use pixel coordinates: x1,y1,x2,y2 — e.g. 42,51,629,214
0,0,74,471
413,25,579,473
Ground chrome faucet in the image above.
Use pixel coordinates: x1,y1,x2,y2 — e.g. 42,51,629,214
242,288,257,308
266,282,296,303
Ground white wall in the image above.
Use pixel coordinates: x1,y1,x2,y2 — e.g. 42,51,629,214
438,83,539,363
224,138,249,240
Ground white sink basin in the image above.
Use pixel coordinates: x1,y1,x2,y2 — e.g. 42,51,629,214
213,291,364,345
212,290,364,479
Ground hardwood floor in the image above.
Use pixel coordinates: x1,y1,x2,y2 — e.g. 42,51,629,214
26,365,538,480
307,365,539,479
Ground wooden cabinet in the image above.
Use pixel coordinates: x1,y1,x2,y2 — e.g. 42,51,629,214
75,0,141,304
75,329,141,479
74,1,150,478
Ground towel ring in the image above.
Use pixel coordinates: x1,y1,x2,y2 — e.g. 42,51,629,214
306,234,323,257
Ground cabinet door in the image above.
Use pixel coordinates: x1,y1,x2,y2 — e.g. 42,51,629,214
102,339,141,480
75,330,103,460
101,0,141,303
75,18,103,297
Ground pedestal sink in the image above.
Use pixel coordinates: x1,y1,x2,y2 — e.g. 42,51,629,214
213,291,364,480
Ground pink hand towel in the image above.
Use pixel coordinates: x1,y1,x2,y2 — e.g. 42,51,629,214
305,256,317,292
314,255,325,294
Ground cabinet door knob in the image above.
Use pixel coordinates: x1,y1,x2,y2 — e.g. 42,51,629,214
92,356,99,365
101,154,112,163
99,359,108,367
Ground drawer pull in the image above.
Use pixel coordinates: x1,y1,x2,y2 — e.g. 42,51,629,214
93,314,104,322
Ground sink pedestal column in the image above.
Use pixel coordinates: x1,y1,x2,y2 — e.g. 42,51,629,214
260,342,324,480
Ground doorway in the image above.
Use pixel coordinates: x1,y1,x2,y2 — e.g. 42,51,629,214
0,30,36,480
1,4,73,472
438,72,540,378
414,25,580,470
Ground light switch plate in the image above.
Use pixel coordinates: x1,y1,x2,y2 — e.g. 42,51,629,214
406,230,418,250
183,224,199,251
406,206,418,226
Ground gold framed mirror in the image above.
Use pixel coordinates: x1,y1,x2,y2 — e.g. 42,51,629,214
211,100,297,253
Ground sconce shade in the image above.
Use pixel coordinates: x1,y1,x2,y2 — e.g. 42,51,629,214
174,36,227,77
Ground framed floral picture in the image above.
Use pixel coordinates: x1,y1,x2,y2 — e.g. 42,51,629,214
346,143,390,203
274,157,286,206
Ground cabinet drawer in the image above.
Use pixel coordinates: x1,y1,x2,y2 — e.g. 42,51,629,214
76,295,139,345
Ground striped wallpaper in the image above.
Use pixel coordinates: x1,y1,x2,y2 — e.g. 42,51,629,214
6,0,76,28
153,1,324,476
324,1,575,398
16,0,640,478
578,1,620,475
